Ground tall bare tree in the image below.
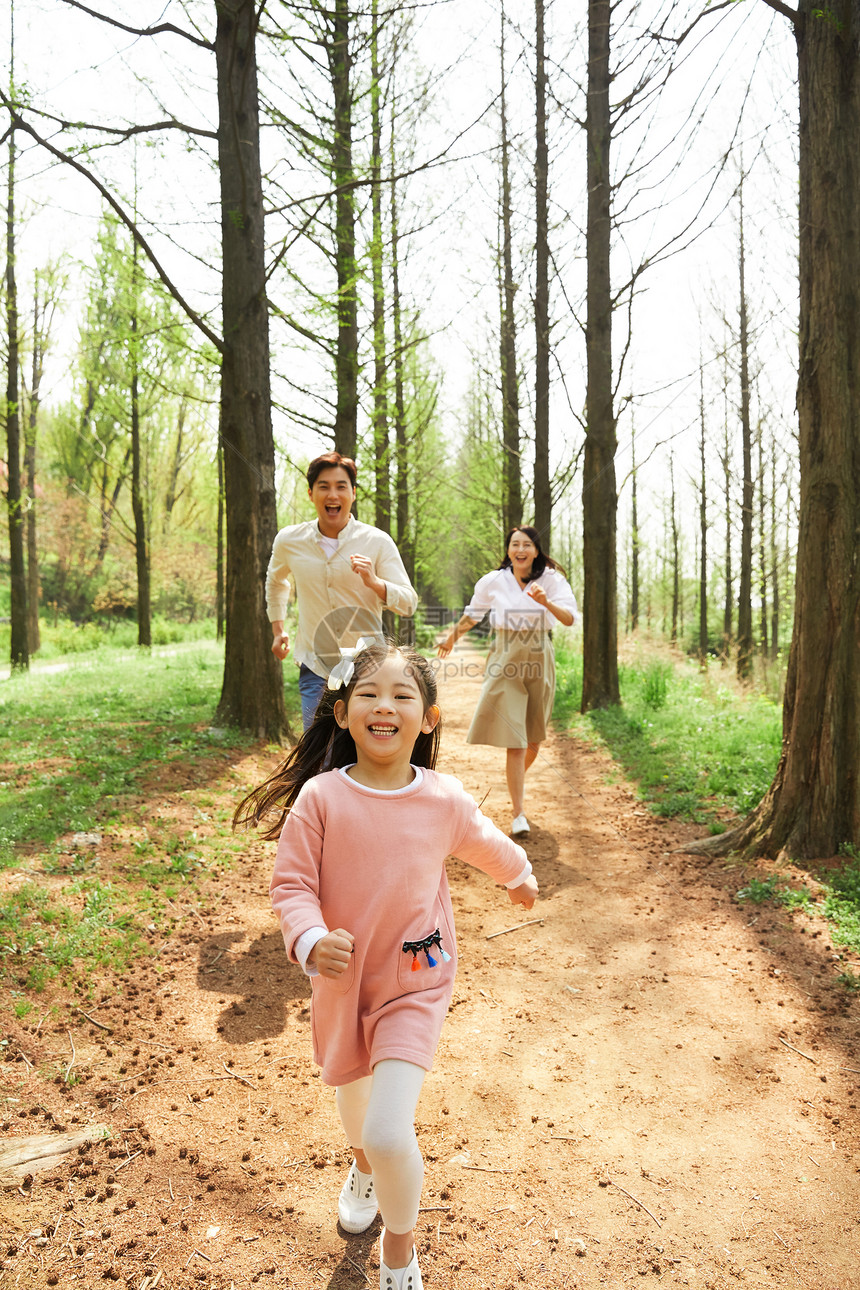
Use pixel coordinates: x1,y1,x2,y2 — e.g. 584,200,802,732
690,0,860,858
581,0,619,708
499,4,522,534
4,5,27,670
698,360,709,665
736,178,754,680
370,0,390,533
533,0,551,541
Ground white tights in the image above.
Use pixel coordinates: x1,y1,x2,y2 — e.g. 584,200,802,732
335,1059,426,1235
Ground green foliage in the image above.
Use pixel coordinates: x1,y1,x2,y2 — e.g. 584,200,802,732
0,633,301,985
0,878,144,987
37,208,220,624
553,647,782,826
733,862,860,957
821,863,860,954
735,874,813,911
641,661,671,709
0,633,299,861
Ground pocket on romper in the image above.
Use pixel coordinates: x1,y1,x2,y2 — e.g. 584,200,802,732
396,906,456,992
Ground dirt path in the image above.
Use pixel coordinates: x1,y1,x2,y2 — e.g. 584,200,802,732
1,646,858,1289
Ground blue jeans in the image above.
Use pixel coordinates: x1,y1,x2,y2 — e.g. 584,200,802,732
298,665,327,731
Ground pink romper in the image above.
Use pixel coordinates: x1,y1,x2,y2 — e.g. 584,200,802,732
270,768,529,1086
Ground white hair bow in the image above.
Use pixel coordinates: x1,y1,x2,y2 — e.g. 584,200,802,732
327,637,374,690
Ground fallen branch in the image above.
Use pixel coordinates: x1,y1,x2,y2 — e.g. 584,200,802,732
609,1180,662,1228
76,1008,113,1033
779,1037,817,1064
345,1255,370,1284
486,918,545,941
64,1031,77,1085
0,1124,110,1180
460,1164,513,1174
222,1061,255,1089
115,1151,142,1172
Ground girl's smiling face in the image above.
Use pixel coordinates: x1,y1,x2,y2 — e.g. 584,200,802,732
334,655,440,771
507,530,539,578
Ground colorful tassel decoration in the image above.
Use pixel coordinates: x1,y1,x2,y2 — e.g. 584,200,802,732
411,956,422,972
425,952,438,967
440,948,452,962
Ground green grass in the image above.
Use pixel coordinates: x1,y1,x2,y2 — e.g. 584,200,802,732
734,863,860,961
553,641,860,972
553,642,781,828
0,631,300,988
0,640,245,862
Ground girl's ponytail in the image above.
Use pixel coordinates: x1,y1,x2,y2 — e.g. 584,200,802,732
233,690,356,839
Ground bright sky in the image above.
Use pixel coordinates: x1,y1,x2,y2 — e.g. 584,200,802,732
11,0,800,579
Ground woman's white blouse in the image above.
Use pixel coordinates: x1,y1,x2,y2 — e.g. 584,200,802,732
464,567,579,633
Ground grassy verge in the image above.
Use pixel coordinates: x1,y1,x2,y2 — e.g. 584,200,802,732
735,858,860,966
554,642,781,827
553,640,860,973
0,636,299,996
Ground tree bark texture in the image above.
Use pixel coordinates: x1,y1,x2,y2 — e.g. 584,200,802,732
736,186,754,680
370,4,390,533
214,0,288,739
329,0,358,460
390,100,412,584
581,0,619,710
533,0,551,542
691,1,860,858
5,121,28,670
699,375,708,664
129,250,152,648
499,9,521,535
25,282,43,654
630,427,639,631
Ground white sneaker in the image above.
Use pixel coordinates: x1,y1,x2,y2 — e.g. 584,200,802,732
511,813,530,837
338,1160,378,1233
380,1229,423,1290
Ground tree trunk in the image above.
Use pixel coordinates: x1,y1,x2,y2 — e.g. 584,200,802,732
770,434,780,660
720,373,733,656
213,0,289,740
630,425,639,631
670,455,679,648
736,181,754,680
164,398,187,529
581,0,619,710
757,414,768,655
390,96,412,589
499,6,521,535
130,246,152,648
699,365,708,665
25,279,43,654
370,1,390,533
5,109,28,671
329,0,358,460
688,0,860,859
533,0,551,542
216,421,225,641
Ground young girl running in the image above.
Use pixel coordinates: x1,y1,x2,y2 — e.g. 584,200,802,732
235,642,538,1290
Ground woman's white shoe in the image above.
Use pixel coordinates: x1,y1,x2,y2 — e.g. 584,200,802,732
511,813,530,837
380,1229,423,1290
337,1160,378,1233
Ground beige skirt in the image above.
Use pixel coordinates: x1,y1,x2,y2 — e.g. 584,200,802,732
466,630,555,749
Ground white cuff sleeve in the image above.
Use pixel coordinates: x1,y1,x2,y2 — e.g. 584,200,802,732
294,926,328,977
505,861,533,889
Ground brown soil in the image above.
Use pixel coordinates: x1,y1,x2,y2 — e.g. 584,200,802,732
1,647,858,1289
